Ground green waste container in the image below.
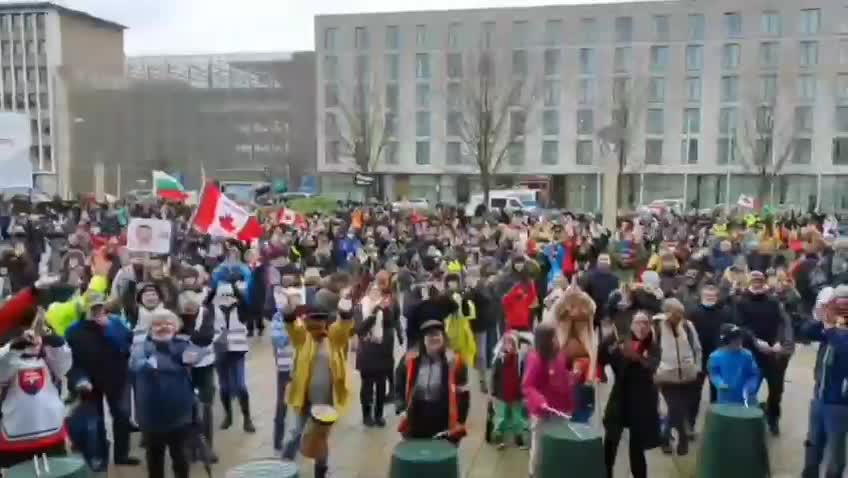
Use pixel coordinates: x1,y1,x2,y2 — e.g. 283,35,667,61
389,439,459,478
226,459,299,478
7,455,89,478
697,404,769,478
537,420,605,478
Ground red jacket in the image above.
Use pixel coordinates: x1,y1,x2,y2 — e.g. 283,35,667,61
502,281,537,331
0,287,37,340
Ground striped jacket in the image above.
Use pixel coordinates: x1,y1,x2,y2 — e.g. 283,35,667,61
213,304,249,353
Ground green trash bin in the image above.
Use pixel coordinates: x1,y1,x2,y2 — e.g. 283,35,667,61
7,455,89,478
389,439,459,478
537,420,605,478
697,404,769,478
226,459,299,478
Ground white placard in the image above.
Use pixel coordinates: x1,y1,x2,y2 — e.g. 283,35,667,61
127,218,172,254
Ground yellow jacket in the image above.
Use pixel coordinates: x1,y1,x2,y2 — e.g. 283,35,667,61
46,275,109,336
445,295,477,367
285,316,354,414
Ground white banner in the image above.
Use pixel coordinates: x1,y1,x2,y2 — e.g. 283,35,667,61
127,218,173,254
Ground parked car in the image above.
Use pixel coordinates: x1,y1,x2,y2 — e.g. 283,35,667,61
392,198,430,211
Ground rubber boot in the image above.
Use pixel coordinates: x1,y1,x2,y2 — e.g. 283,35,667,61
315,463,328,478
220,394,233,430
201,403,219,463
239,394,256,433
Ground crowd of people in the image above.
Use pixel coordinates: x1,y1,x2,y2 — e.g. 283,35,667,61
0,194,847,478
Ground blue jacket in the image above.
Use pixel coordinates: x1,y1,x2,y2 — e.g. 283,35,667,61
707,347,761,405
211,262,254,306
130,337,203,433
710,249,734,276
335,237,362,267
270,311,294,376
804,321,848,406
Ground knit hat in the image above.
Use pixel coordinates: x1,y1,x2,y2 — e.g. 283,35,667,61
420,319,445,335
135,282,162,304
719,323,745,345
641,270,661,291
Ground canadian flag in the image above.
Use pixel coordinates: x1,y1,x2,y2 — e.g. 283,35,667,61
193,182,264,241
277,208,307,229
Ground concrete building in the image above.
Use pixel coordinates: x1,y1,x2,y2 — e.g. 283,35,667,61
0,1,125,196
124,52,316,190
315,0,848,211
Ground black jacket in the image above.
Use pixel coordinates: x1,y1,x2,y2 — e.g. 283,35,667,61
65,320,131,401
355,303,403,374
582,268,620,325
686,303,732,370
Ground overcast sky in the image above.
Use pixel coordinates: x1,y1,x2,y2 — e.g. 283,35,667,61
31,0,631,56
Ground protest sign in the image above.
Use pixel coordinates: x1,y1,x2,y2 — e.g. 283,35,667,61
127,218,172,254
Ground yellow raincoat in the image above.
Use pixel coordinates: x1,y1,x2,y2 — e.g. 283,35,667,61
45,275,109,336
445,293,477,366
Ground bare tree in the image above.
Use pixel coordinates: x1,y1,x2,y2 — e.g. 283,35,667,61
451,51,540,205
597,77,647,209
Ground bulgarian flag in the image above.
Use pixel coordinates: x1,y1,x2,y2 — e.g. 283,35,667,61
152,170,188,201
192,182,264,242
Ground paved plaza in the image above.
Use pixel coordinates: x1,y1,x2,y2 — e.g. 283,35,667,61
109,337,815,478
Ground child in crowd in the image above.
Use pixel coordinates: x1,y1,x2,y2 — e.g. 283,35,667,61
707,324,762,405
270,285,296,450
489,331,529,449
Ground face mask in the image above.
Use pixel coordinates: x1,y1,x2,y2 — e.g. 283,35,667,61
347,233,355,239
514,263,525,272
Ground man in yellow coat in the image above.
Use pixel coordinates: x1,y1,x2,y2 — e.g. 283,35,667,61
281,289,355,478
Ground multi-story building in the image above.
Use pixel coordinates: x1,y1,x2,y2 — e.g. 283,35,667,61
0,1,125,196
316,0,848,211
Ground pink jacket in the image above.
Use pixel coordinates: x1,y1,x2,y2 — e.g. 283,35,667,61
522,350,577,418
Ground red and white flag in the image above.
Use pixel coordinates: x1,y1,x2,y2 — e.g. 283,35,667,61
192,182,264,241
277,208,307,229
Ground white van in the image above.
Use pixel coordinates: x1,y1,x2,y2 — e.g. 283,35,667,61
465,193,525,216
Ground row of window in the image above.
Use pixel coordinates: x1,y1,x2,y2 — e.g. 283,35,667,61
0,13,46,35
1,66,48,87
326,136,848,167
328,9,831,51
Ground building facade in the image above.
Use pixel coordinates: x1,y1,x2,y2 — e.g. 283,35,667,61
315,0,848,211
0,1,125,197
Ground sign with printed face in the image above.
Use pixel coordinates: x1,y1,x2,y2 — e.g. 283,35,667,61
127,218,172,254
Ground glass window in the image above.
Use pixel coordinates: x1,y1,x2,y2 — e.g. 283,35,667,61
795,105,814,132
542,141,558,165
760,42,779,68
386,25,400,50
616,17,633,43
761,11,780,35
355,27,369,50
800,9,821,35
576,140,593,165
645,139,663,164
721,76,739,102
481,21,496,49
798,75,816,101
719,107,738,133
717,138,738,164
544,49,560,76
448,22,462,50
512,21,529,47
837,106,848,132
722,44,741,70
581,18,598,43
446,142,462,164
837,74,848,100
416,25,429,48
415,53,430,78
384,112,398,138
613,77,631,103
683,108,701,133
725,12,742,37
545,20,562,46
325,112,338,137
800,41,818,67
686,77,702,102
834,138,848,165
478,54,495,79
577,109,594,134
757,106,774,133
761,75,777,101
689,14,705,41
543,80,560,107
647,109,664,134
510,110,526,137
446,111,462,136
325,141,340,164
386,84,399,110
793,138,812,164
447,53,463,79
649,77,666,102
512,50,528,76
416,141,430,165
650,46,669,72
614,47,632,72
543,110,559,135
681,138,699,164
509,142,525,165
579,48,595,74
840,39,848,64
654,15,670,42
685,45,703,70
416,83,430,108
324,27,338,50
355,55,370,80
323,55,338,79
579,79,595,104
385,54,399,81
447,82,462,109
384,142,399,164
416,111,431,137
325,83,339,107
